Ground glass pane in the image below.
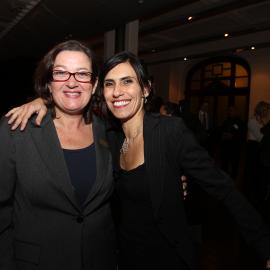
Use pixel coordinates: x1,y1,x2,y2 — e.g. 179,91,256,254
222,69,231,77
212,64,223,76
220,80,230,87
235,78,248,88
236,64,248,76
223,62,231,69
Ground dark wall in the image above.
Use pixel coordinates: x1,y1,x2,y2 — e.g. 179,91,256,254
0,59,36,116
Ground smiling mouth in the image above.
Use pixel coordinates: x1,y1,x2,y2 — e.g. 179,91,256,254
63,91,82,97
113,100,130,108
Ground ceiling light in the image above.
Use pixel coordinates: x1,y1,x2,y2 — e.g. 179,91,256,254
224,33,229,37
251,46,255,50
138,0,144,4
188,16,193,21
184,57,188,61
151,49,156,53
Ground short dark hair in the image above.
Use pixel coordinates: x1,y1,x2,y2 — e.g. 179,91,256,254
255,101,270,119
162,101,179,116
34,40,98,122
96,51,152,118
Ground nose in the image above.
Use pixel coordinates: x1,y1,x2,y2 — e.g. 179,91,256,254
112,82,123,97
66,74,78,87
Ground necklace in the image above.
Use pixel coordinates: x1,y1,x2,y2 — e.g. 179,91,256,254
120,128,143,155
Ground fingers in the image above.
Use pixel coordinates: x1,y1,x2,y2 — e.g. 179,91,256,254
19,105,39,130
35,106,47,126
5,99,47,131
6,106,26,127
5,107,20,118
9,105,29,130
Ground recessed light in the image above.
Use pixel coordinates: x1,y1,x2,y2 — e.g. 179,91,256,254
184,57,188,61
151,49,156,53
138,0,144,4
251,46,255,50
224,33,229,37
188,16,193,21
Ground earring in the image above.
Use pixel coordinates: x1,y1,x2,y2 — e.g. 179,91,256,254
144,96,148,104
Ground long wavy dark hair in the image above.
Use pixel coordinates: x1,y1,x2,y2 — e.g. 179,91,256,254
34,40,98,123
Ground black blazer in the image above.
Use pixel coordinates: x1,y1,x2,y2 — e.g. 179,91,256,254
108,113,270,269
0,113,116,270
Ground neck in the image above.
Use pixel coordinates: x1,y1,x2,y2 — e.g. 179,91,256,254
54,110,86,130
122,110,145,139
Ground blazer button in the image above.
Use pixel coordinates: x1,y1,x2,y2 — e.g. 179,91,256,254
76,215,84,223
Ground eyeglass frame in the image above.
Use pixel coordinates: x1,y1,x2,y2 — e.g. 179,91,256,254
51,70,93,83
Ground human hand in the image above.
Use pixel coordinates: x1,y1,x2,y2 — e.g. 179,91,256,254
5,98,47,130
181,175,188,200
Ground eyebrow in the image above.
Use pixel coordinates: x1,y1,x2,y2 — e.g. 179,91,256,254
104,76,136,82
53,64,90,71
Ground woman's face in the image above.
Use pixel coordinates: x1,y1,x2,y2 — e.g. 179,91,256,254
103,62,149,122
49,50,95,116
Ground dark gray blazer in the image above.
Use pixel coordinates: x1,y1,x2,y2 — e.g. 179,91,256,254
0,113,116,270
108,113,270,270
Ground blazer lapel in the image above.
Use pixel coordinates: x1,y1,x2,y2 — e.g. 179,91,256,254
29,113,81,211
144,113,165,219
83,115,113,211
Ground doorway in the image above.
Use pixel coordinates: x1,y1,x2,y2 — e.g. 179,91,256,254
186,56,250,129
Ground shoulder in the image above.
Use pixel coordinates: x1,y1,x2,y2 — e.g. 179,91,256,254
157,114,188,134
145,112,186,128
0,115,27,136
0,115,20,144
0,115,11,133
144,113,189,142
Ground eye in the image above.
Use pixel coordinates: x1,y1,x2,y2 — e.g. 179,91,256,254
104,81,114,88
77,72,91,79
122,78,134,85
53,70,68,77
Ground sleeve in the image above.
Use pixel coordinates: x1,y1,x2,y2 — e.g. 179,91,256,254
0,117,16,268
169,119,270,260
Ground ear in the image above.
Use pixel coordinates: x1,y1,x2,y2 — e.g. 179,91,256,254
144,79,152,97
91,79,98,95
143,86,150,98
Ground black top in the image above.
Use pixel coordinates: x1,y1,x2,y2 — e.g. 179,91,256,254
115,163,184,270
63,144,96,205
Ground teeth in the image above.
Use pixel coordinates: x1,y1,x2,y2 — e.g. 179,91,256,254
64,92,80,96
113,100,129,107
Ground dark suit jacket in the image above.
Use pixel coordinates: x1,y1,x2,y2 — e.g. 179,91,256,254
0,113,116,270
108,113,270,269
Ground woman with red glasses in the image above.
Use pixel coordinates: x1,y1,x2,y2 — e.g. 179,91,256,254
0,40,116,270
